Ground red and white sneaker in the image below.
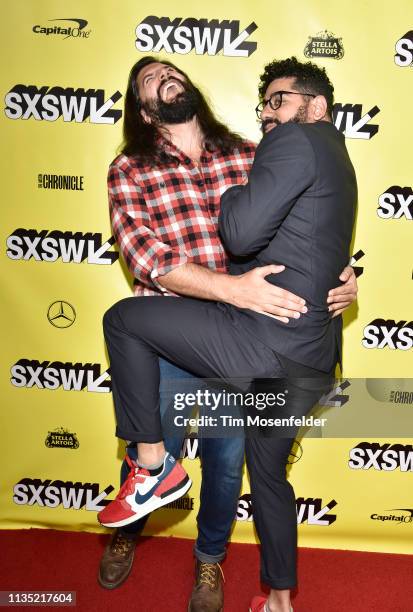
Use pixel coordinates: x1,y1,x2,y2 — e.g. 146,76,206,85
98,453,192,528
249,596,293,612
249,596,268,612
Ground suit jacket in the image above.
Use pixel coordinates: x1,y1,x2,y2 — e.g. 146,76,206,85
218,121,357,372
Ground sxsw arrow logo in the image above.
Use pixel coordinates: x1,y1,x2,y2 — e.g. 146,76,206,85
350,249,365,278
4,85,122,124
86,485,115,510
180,437,199,459
136,16,257,57
319,380,351,408
296,497,337,525
10,359,112,393
13,479,115,510
333,103,380,139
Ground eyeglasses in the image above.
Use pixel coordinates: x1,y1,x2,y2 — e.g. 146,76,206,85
255,90,316,118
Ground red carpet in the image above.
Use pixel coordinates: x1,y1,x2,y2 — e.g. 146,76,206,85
0,530,412,611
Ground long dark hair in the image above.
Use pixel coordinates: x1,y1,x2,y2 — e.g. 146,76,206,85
121,56,244,166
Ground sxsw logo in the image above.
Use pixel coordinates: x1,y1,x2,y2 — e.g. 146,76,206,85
362,319,413,350
6,229,119,265
13,478,114,511
296,497,337,525
236,493,337,525
395,31,413,67
4,85,122,124
318,380,350,408
348,442,413,472
377,186,413,220
135,16,257,57
10,360,111,393
333,103,380,139
350,249,365,278
180,437,199,460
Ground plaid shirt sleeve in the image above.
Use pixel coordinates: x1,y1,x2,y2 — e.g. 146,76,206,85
108,162,193,291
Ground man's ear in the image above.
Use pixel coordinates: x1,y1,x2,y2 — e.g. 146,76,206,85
140,108,151,125
311,95,328,121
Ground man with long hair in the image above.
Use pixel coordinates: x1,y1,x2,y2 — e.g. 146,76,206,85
98,56,357,611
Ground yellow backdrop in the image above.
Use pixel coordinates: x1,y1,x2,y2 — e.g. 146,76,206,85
1,0,412,554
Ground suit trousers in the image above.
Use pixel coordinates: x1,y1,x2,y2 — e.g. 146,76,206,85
103,295,335,588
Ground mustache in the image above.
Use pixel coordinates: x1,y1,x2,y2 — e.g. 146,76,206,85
260,117,281,132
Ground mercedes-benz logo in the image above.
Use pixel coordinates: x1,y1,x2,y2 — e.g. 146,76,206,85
47,300,76,328
288,440,303,464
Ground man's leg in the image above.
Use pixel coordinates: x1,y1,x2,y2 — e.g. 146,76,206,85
98,357,192,589
189,436,244,611
246,356,335,612
103,296,282,444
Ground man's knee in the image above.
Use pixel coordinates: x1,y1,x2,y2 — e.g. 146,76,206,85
102,298,133,334
103,302,120,334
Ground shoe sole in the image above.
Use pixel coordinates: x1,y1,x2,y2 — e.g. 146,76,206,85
99,476,192,528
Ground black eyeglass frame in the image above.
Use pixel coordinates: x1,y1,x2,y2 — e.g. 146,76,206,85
255,90,316,118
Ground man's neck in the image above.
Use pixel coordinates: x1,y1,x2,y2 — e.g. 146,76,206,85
159,116,204,162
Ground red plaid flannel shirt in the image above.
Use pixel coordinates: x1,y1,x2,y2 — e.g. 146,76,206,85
108,137,256,296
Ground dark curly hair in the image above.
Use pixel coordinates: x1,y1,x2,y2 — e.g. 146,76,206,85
121,56,243,166
258,56,334,116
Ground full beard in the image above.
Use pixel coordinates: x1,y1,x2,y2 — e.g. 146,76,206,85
261,102,309,134
142,79,200,125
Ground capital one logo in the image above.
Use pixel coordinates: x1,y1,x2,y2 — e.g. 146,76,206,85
395,31,413,67
4,85,122,124
135,16,257,57
32,18,91,40
362,319,413,350
377,187,413,220
333,103,380,139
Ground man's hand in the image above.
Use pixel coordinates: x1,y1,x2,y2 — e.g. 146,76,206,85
224,265,307,323
327,265,358,317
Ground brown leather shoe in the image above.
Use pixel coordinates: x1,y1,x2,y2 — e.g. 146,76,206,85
98,529,137,589
188,560,224,612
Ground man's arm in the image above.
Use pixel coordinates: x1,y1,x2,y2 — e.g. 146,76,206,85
219,124,315,257
157,263,307,322
108,163,193,292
